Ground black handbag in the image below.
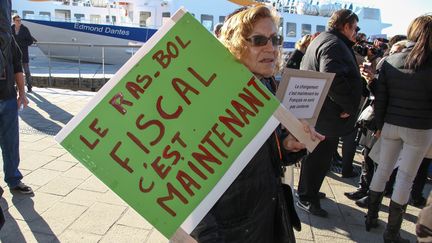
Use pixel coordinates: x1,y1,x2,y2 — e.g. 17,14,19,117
274,181,301,243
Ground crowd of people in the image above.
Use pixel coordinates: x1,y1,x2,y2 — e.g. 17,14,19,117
0,0,431,242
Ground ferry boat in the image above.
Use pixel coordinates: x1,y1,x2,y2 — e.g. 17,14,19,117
12,0,391,64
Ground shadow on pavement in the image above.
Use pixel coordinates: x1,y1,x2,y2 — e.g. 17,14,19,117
0,193,58,242
19,92,74,135
27,92,74,125
295,192,418,242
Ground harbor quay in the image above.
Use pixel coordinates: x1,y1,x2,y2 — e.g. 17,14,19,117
0,83,429,242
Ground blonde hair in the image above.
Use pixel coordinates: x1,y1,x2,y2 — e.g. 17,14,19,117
405,13,432,70
295,34,311,52
219,5,282,74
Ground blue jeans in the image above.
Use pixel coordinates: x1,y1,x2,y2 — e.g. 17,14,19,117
0,98,23,187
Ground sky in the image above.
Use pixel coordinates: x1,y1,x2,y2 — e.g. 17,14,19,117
350,0,431,37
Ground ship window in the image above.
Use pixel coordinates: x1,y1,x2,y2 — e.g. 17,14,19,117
162,12,170,25
286,22,296,37
23,11,34,19
111,16,116,23
139,11,151,27
55,9,71,21
90,15,101,24
106,15,110,23
301,24,311,36
39,12,51,20
74,13,84,22
219,16,225,23
316,25,325,33
201,14,214,31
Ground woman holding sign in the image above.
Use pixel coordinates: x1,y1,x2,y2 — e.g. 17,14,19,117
191,5,323,243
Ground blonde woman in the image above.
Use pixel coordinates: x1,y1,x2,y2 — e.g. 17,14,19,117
365,14,432,243
285,34,312,69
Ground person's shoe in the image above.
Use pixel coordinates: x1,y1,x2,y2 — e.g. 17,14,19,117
296,200,328,217
295,191,326,199
341,171,359,178
27,87,32,93
344,190,367,200
355,195,369,208
10,182,33,194
410,196,426,208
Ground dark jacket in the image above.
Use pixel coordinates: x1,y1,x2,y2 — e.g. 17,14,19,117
300,30,362,137
191,78,301,243
0,0,22,100
11,24,34,63
374,43,432,130
285,49,304,69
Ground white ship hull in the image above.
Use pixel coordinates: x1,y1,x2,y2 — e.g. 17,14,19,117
23,20,147,64
13,0,391,65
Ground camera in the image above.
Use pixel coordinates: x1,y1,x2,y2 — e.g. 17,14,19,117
353,40,386,59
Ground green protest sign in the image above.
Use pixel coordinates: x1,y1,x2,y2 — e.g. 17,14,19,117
56,9,281,238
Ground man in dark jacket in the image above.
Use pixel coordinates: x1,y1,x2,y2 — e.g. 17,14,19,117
1,0,33,196
296,9,362,217
11,15,35,92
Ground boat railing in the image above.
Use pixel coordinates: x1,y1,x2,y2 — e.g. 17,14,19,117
31,41,143,90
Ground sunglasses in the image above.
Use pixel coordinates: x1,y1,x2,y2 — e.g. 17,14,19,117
246,34,283,47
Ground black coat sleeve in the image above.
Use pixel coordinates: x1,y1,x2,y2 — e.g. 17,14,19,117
373,61,388,130
21,26,34,47
319,43,357,115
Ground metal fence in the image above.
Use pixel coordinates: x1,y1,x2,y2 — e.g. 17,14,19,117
30,41,142,87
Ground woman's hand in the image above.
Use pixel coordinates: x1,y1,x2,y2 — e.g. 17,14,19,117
283,134,306,152
373,130,381,138
360,64,375,84
282,120,325,152
340,112,350,118
300,119,325,142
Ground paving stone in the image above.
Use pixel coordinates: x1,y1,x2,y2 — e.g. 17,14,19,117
69,202,126,235
62,165,92,180
7,192,63,221
99,224,151,243
40,146,67,158
39,176,83,196
42,160,77,172
97,190,127,206
145,228,169,243
295,209,314,241
23,168,62,186
0,218,58,243
314,235,355,243
57,153,79,163
19,154,58,171
56,229,102,243
61,189,103,207
117,208,154,230
27,202,87,235
78,176,109,193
